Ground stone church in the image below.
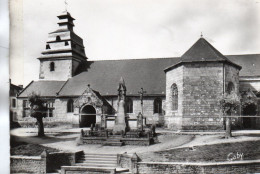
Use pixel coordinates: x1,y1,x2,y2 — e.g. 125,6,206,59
16,11,260,130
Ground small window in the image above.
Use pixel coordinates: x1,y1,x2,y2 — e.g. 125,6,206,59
65,41,69,46
46,101,54,117
23,100,29,117
126,98,133,113
50,62,55,71
171,83,178,110
46,44,50,49
12,98,16,108
67,99,74,113
154,98,162,114
56,36,61,41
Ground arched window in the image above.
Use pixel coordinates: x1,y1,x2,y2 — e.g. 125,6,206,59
227,82,234,94
126,98,133,113
50,62,55,71
154,98,162,114
56,36,61,41
171,83,178,110
46,44,50,49
67,99,74,113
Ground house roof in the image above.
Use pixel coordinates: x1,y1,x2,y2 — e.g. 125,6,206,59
18,81,66,98
10,84,23,96
19,54,260,98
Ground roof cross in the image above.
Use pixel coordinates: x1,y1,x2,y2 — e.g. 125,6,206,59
201,32,203,38
64,0,68,12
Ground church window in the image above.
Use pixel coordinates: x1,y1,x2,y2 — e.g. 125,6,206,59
154,98,162,114
46,44,50,49
50,62,55,71
171,83,178,110
227,82,235,94
65,41,69,46
67,99,74,113
56,36,61,41
126,98,133,113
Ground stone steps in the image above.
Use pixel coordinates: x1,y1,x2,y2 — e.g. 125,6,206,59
75,162,117,167
76,153,118,168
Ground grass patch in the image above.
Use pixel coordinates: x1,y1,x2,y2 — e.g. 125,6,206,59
144,140,260,162
10,137,60,156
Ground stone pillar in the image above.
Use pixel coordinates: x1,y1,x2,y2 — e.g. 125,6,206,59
137,112,143,131
113,77,128,134
113,99,127,134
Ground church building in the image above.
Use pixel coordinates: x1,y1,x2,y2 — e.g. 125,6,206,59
16,11,260,130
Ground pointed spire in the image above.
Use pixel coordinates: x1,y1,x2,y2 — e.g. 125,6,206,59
118,77,126,92
119,77,125,85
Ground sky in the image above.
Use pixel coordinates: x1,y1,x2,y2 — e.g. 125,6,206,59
10,0,260,86
0,0,10,172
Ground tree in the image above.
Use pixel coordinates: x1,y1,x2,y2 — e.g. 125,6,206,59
28,93,47,137
220,92,240,138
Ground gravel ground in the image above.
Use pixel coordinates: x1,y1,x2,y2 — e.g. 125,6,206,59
10,128,260,161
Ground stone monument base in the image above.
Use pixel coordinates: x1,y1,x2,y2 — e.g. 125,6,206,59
113,123,126,134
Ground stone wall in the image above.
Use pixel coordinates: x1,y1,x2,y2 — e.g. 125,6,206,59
181,63,224,130
10,155,47,174
11,151,82,173
39,59,72,81
118,153,139,173
165,65,184,129
46,152,77,173
105,96,165,126
136,160,260,174
61,166,116,174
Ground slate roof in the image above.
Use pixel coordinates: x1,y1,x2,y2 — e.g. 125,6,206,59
18,54,260,98
18,81,66,98
227,54,260,77
182,38,230,62
57,58,180,97
164,38,242,72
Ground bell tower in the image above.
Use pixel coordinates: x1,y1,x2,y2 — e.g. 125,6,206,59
38,11,87,81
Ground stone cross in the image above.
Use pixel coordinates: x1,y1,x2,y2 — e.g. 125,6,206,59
138,88,146,115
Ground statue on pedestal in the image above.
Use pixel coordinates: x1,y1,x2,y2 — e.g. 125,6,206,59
113,77,128,134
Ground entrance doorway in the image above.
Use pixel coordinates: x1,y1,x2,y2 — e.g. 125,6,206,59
80,105,96,127
243,104,257,129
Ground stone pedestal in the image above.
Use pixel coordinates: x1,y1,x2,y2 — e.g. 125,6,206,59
113,100,127,134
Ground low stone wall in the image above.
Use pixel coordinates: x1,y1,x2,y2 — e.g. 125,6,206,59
61,166,116,174
10,155,47,173
46,151,83,172
82,137,107,144
122,138,151,146
18,120,73,128
136,160,260,174
10,151,83,173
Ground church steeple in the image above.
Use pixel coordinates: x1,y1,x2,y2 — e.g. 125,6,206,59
38,11,87,81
